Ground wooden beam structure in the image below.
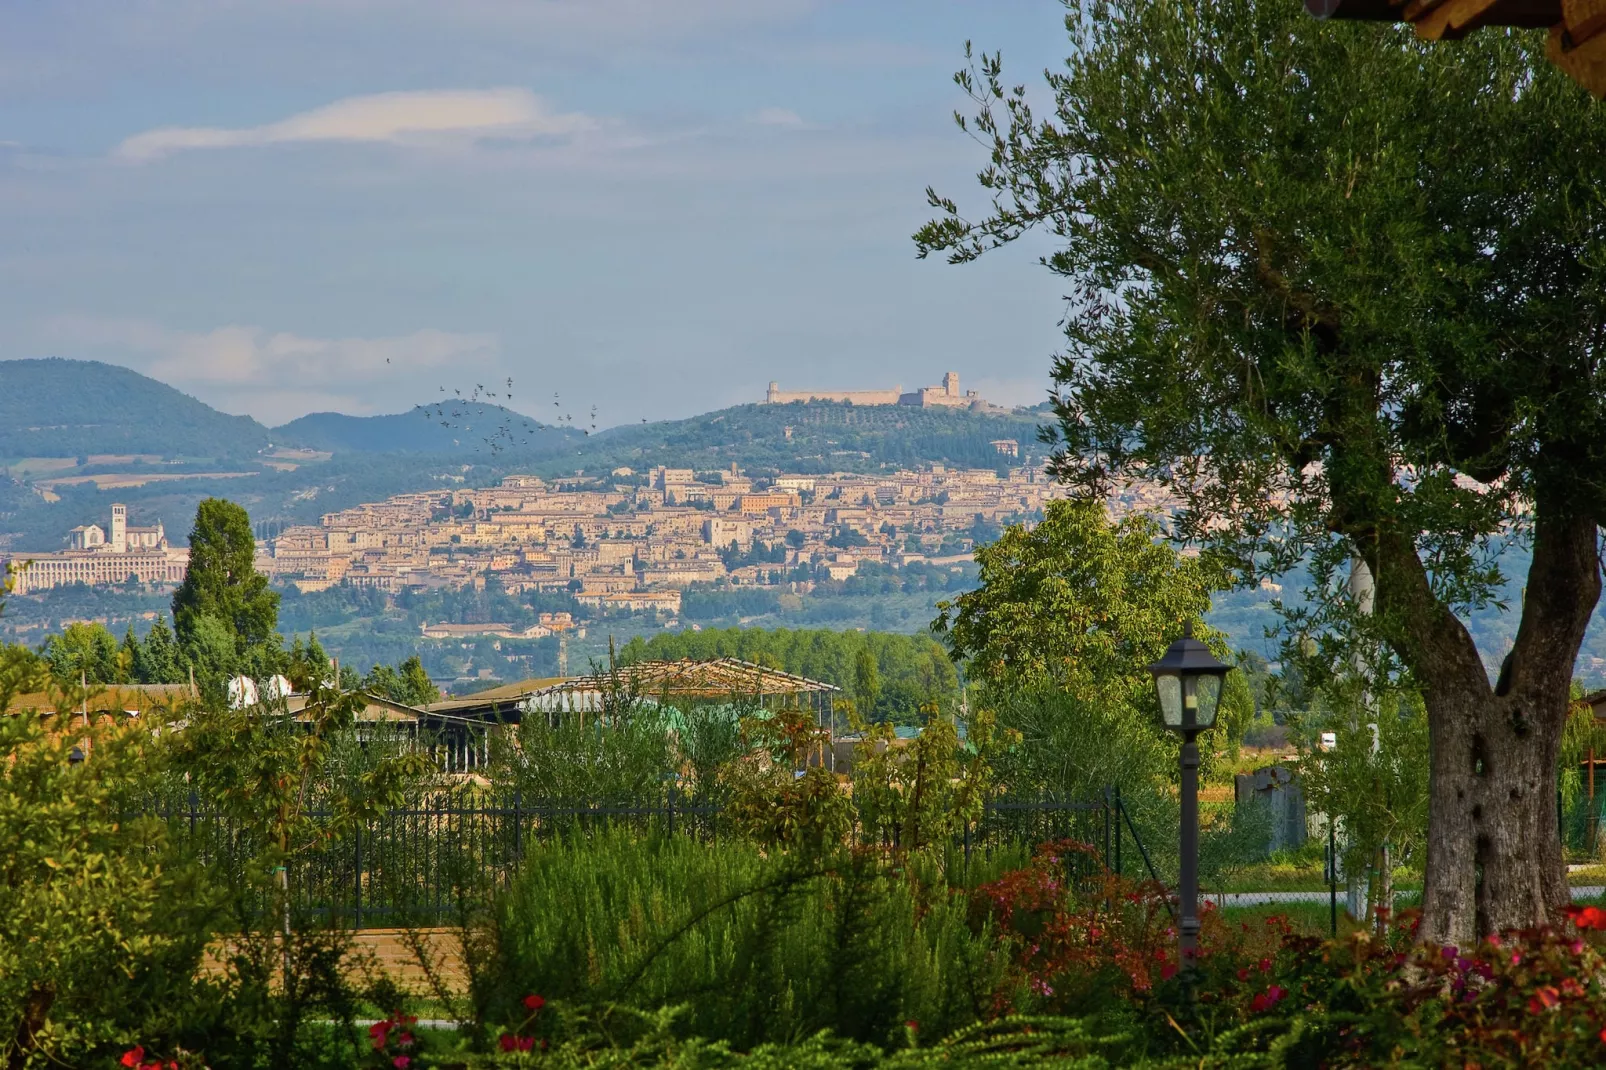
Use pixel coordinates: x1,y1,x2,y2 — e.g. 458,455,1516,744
1309,0,1606,96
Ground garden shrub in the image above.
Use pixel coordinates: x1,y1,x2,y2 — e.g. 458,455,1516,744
482,830,1010,1051
0,712,223,1069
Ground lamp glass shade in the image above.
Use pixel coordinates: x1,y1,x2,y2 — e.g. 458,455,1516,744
1192,673,1221,728
1156,673,1183,728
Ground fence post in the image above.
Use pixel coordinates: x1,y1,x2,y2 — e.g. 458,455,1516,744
667,784,677,839
353,820,363,930
513,790,524,869
1114,785,1122,878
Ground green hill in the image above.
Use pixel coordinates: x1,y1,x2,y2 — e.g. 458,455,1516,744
273,405,577,454
0,358,270,461
567,401,1051,475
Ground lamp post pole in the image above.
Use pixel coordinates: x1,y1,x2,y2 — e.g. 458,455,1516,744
1147,621,1230,980
1178,726,1201,966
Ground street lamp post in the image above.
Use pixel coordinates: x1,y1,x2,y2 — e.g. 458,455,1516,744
1148,621,1231,972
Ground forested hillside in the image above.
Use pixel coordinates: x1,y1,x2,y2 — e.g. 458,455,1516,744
0,358,270,460
272,405,577,454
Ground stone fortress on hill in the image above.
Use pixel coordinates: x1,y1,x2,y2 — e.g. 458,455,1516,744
764,371,1003,412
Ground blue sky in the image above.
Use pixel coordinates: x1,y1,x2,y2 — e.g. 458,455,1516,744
0,1,1071,427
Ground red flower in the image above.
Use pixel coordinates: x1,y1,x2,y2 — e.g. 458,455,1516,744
1528,986,1561,1014
1249,985,1287,1013
499,1034,517,1053
522,993,546,1012
392,1058,411,1070
1160,963,1178,981
1571,906,1606,930
1599,1025,1606,1043
1236,968,1250,982
905,1020,919,1031
397,1032,414,1048
1257,957,1272,973
121,1049,145,1069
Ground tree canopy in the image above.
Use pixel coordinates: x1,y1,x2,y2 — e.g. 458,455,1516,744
172,498,280,681
918,0,1606,942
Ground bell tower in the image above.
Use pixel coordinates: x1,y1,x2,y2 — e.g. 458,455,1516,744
110,504,127,553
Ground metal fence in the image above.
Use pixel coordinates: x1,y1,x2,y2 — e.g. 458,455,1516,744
155,787,1156,928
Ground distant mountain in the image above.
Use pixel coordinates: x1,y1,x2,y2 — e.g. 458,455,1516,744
273,406,575,454
0,358,271,461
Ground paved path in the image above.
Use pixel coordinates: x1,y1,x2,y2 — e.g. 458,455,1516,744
1215,887,1606,908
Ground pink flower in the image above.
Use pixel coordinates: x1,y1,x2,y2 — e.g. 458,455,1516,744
392,1058,411,1070
1249,985,1287,1013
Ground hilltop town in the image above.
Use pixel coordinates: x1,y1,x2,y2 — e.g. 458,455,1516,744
256,463,1108,619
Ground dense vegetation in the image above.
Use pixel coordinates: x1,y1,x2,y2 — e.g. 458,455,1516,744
0,358,270,460
273,405,576,454
619,627,960,721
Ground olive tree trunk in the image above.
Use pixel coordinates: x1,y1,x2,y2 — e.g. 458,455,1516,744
1391,510,1600,948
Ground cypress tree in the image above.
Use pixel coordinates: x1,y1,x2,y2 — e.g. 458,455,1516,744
171,498,279,674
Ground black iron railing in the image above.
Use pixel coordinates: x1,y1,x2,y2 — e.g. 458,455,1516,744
153,787,1156,927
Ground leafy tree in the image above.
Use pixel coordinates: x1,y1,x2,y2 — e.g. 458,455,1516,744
40,622,120,686
1297,684,1431,932
185,615,239,694
0,711,213,1065
853,648,881,718
134,618,183,685
172,498,280,681
165,678,433,1060
359,655,440,707
118,626,140,682
935,499,1223,709
396,654,440,706
0,565,46,716
918,0,1606,942
285,633,331,693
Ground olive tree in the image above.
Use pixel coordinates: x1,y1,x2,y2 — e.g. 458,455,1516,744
918,0,1606,944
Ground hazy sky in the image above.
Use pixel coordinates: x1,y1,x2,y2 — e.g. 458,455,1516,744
1,1,1072,427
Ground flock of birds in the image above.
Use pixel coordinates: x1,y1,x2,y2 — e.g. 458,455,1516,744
419,377,606,456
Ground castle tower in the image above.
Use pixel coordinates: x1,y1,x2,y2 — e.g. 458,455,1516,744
766,381,780,403
110,503,127,553
943,371,960,397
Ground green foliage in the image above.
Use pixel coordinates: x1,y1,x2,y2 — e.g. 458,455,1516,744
725,706,854,853
0,357,271,460
40,620,122,685
361,654,441,706
485,831,1009,1051
619,628,959,720
0,713,216,1067
853,648,881,715
1294,686,1431,884
935,500,1221,707
850,705,1011,857
134,617,185,684
172,497,282,683
495,704,681,804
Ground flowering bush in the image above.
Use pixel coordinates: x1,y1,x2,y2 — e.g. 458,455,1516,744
367,1010,420,1069
972,839,1274,1016
972,840,1606,1066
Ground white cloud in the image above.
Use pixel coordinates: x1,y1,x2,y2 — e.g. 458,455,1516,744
752,107,805,128
48,317,501,424
115,88,595,162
